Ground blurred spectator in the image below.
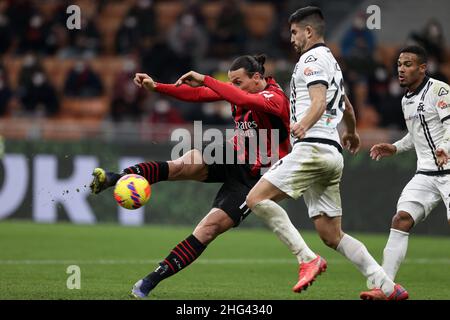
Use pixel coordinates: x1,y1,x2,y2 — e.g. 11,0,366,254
70,16,101,58
115,0,157,54
409,19,446,63
341,12,377,77
167,13,209,71
209,0,246,58
111,58,147,121
64,61,104,97
0,3,12,54
19,71,59,117
149,99,185,125
372,76,405,130
200,101,229,126
18,53,44,89
140,37,182,83
6,0,36,43
0,67,13,116
18,14,49,54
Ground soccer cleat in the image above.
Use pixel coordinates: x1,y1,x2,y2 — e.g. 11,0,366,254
360,284,409,300
130,278,155,299
89,168,122,194
292,255,327,293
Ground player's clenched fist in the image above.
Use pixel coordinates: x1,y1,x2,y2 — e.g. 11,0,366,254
369,143,397,161
134,73,156,91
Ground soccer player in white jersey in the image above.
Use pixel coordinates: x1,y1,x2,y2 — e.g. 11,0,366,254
245,6,408,300
361,46,450,299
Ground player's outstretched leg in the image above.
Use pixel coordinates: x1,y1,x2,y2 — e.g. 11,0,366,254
90,161,169,195
131,234,207,298
90,150,207,195
131,208,234,298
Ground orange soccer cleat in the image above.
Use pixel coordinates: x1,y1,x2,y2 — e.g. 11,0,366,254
360,284,409,300
292,255,327,293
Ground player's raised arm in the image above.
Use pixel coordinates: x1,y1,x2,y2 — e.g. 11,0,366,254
291,83,327,139
134,72,221,102
341,95,360,154
176,71,286,116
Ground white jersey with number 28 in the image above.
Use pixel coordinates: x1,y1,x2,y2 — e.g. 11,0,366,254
290,43,345,144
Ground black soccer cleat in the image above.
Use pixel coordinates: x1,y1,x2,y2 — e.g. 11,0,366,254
89,168,122,194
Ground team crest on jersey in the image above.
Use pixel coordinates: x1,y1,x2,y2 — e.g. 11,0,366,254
438,87,449,96
417,102,425,112
304,55,317,63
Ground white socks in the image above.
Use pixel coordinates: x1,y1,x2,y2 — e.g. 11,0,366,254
337,234,395,296
251,199,317,263
382,228,409,281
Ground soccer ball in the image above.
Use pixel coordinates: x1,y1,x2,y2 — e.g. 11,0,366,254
113,174,151,210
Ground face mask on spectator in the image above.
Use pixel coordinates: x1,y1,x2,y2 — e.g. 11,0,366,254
23,54,36,68
154,100,170,114
74,61,86,73
123,60,136,73
32,72,45,87
138,0,152,9
389,78,402,96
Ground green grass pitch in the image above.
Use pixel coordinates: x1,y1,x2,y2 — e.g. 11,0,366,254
0,221,448,300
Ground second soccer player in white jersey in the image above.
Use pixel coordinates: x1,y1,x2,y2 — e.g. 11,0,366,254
245,6,409,300
362,45,450,299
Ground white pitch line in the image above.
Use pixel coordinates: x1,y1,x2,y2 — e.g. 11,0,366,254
0,258,449,265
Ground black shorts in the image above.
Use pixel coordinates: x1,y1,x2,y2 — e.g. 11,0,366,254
201,143,261,227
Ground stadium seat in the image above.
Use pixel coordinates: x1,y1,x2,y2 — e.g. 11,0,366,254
241,3,275,37
41,117,102,140
60,97,109,120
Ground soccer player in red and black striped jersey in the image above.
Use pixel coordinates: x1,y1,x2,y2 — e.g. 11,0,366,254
89,55,291,298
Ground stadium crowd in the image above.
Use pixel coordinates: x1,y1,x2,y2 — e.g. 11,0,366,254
0,0,448,138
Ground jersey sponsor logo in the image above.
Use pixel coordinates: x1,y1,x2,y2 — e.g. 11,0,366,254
437,100,450,109
438,87,449,96
405,113,419,121
304,55,317,63
417,102,425,112
303,67,322,77
234,120,258,130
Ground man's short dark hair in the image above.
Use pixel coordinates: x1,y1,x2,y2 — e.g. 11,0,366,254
288,6,325,36
399,45,428,64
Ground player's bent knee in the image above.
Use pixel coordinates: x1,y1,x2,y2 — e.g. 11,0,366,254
392,211,414,231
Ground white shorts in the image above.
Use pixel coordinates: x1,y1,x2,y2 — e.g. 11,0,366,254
397,173,450,223
263,142,344,218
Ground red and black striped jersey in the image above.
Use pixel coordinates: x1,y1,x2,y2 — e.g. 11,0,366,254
156,76,291,176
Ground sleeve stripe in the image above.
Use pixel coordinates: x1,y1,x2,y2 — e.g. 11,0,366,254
307,80,329,88
441,115,450,123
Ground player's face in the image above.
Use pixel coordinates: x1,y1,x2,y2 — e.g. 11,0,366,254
397,53,426,88
228,68,261,93
290,23,307,54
